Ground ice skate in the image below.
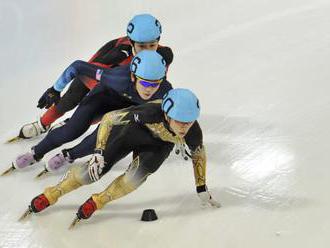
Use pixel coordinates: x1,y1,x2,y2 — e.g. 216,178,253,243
69,197,97,229
30,194,50,213
7,119,49,143
5,136,23,144
68,216,81,230
35,150,73,179
19,194,51,221
35,168,49,179
18,207,34,221
1,163,16,176
1,151,37,176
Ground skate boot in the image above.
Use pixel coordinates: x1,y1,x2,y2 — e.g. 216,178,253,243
36,150,73,178
19,194,50,221
19,119,49,139
30,194,50,213
77,197,97,219
2,150,38,176
69,197,97,229
6,119,49,143
14,150,38,169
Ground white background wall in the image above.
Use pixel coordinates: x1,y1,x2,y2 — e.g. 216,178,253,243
1,1,330,247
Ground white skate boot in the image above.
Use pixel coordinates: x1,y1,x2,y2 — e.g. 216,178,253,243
6,119,50,143
19,119,49,139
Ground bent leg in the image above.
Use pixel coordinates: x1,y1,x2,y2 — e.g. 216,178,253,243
43,163,93,205
55,78,90,114
40,78,90,127
66,127,99,160
92,145,173,209
33,93,105,159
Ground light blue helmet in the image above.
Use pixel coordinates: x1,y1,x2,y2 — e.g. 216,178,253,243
130,50,166,80
127,14,162,43
162,88,200,122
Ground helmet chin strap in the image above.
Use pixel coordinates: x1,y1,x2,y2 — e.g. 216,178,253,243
129,40,137,56
132,45,137,56
164,114,175,134
164,113,170,122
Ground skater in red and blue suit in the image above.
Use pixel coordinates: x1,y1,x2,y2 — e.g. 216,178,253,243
15,14,173,140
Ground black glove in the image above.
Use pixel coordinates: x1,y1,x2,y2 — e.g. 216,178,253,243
37,87,61,109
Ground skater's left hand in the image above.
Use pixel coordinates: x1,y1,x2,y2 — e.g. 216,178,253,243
197,185,221,208
88,149,105,182
37,87,61,109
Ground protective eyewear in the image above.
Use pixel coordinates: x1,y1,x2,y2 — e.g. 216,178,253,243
137,77,162,88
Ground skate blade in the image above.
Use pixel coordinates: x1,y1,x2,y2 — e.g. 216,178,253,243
18,207,33,221
1,164,16,176
68,216,81,230
35,169,49,179
5,136,23,144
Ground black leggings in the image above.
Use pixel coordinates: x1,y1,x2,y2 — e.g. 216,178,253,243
55,77,90,114
101,124,174,179
33,85,132,159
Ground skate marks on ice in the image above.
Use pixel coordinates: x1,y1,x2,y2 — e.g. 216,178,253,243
46,187,312,228
197,114,313,210
48,191,221,227
6,114,311,227
80,113,311,222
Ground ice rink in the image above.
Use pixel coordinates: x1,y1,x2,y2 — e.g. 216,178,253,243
1,0,330,247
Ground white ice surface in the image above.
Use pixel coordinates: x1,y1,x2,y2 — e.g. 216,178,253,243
1,0,330,247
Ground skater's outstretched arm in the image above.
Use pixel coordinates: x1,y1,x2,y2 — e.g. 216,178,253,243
53,60,108,92
185,122,221,208
37,60,109,109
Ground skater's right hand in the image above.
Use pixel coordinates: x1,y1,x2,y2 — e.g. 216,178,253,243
37,87,61,109
88,149,105,182
197,185,221,208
